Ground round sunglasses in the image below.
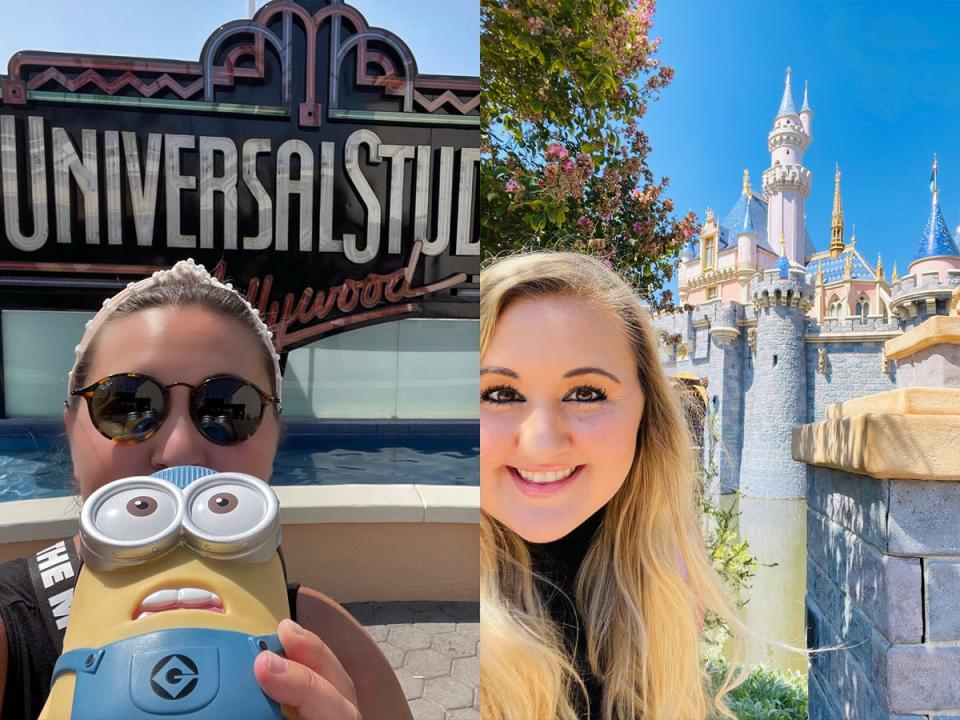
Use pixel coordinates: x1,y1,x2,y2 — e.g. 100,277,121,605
69,373,282,445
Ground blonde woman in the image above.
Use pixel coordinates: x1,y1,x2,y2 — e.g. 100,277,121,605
480,251,742,719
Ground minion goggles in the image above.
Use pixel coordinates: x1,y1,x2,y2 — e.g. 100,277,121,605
80,469,281,572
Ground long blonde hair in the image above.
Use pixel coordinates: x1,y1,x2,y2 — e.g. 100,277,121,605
480,252,742,719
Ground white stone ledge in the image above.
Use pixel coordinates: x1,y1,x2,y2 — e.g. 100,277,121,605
0,484,480,544
804,332,901,343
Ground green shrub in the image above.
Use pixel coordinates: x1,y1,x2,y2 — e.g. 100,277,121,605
707,658,808,720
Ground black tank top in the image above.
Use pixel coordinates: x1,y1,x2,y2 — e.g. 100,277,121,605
0,540,301,720
528,505,607,720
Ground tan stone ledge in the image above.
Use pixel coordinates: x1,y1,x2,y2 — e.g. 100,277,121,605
827,388,960,418
885,315,960,360
792,413,960,481
0,484,480,544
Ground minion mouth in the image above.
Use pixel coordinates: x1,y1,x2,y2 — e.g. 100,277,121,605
134,587,225,620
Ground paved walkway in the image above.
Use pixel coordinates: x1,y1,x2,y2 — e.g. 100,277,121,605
344,601,480,720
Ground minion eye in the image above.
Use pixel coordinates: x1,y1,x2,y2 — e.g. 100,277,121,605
79,477,185,571
181,473,280,562
89,482,180,542
188,482,265,537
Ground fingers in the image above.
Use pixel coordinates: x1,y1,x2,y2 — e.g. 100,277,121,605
254,619,360,720
278,618,357,705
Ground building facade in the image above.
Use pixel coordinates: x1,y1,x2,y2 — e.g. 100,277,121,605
654,69,960,498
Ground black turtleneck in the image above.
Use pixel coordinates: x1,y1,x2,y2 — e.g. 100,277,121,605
527,505,607,720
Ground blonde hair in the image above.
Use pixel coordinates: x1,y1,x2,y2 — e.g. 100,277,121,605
480,251,743,720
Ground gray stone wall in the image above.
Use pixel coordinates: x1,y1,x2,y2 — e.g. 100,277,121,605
739,299,807,497
706,331,744,493
805,341,898,422
807,465,960,719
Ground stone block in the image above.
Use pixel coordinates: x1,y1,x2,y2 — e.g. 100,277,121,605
885,645,960,713
859,474,889,551
844,530,922,644
888,479,960,556
896,343,960,387
809,670,843,720
807,467,827,515
925,560,960,641
826,469,860,535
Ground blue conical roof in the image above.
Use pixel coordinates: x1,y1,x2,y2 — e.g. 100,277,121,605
777,252,790,278
741,197,755,233
777,69,797,117
913,199,960,262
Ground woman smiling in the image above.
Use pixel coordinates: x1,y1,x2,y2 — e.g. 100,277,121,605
479,252,742,719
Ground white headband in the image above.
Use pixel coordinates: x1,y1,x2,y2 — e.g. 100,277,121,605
67,258,282,402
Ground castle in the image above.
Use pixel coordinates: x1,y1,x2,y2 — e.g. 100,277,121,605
653,68,960,498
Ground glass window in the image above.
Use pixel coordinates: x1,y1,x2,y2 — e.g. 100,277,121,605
3,312,478,421
283,319,479,419
2,310,95,417
828,295,842,317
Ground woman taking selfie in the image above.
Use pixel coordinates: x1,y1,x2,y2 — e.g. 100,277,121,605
0,259,406,720
479,251,742,719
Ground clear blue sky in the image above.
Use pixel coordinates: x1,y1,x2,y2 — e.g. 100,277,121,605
0,1,478,77
644,0,960,278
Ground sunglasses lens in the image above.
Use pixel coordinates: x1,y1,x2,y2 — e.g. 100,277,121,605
192,378,265,444
91,375,165,441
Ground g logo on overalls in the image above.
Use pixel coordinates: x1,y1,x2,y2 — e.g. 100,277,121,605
151,653,199,700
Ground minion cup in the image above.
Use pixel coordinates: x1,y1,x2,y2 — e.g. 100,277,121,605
40,466,296,720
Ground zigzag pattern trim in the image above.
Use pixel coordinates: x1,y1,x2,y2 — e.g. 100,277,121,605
26,68,203,100
413,89,479,114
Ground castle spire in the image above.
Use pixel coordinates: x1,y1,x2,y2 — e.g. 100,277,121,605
830,164,845,258
931,153,939,206
777,67,797,117
892,262,899,282
742,169,752,195
877,252,884,280
913,157,960,264
777,232,790,278
801,81,811,112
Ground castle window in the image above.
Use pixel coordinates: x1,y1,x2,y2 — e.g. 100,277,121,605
855,293,870,320
828,294,842,317
706,286,717,300
773,354,778,367
704,239,715,269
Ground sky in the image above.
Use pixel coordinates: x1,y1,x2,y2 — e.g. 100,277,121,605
5,1,956,280
644,0,960,279
0,0,478,77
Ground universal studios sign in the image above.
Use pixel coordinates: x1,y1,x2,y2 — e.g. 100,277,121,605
0,0,479,351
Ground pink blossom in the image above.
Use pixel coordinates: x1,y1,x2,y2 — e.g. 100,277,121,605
577,216,592,228
546,143,568,160
632,221,644,233
602,259,614,268
527,16,545,35
563,160,575,171
631,188,643,200
505,178,521,193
